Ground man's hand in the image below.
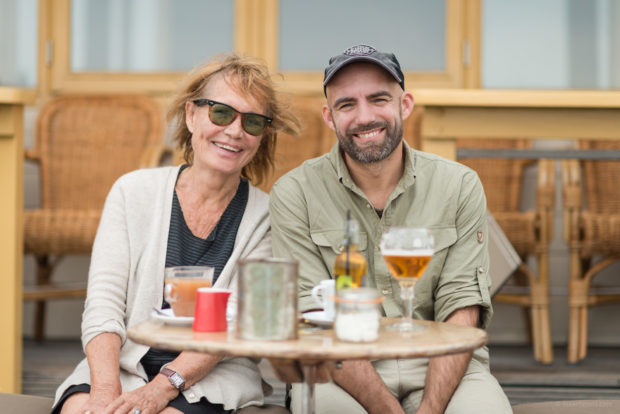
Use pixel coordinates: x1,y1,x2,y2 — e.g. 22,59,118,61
269,358,334,384
332,360,404,414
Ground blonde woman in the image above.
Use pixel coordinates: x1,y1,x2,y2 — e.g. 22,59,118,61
53,54,299,414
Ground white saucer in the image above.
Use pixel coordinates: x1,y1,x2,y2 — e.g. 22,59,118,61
302,311,334,327
151,308,193,327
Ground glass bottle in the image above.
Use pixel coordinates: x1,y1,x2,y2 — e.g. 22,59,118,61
333,218,368,289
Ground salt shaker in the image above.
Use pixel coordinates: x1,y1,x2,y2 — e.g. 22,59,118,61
334,288,384,342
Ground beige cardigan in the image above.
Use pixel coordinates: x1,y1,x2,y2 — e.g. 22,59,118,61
54,166,272,410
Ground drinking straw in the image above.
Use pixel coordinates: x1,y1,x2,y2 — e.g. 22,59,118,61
346,210,351,277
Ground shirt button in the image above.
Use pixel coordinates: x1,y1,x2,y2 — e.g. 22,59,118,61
366,203,371,209
477,267,484,274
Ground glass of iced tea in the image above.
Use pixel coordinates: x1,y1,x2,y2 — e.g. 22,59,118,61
164,266,214,317
380,227,434,331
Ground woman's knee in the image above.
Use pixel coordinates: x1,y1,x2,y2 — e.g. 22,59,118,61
59,392,89,414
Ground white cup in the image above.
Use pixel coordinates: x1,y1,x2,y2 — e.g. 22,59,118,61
311,279,336,320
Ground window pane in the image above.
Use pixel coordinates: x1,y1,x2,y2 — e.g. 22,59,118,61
70,0,233,73
483,0,620,90
0,0,38,87
279,0,445,72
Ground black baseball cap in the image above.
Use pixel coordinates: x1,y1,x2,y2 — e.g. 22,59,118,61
323,45,405,95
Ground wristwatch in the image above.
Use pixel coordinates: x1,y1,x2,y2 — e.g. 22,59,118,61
159,367,186,392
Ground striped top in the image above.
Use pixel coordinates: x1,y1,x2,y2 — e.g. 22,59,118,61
164,173,249,282
144,166,249,365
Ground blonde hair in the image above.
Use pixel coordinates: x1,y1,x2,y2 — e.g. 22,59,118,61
167,53,300,184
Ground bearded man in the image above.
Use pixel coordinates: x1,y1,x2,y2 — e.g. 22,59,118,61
269,45,511,414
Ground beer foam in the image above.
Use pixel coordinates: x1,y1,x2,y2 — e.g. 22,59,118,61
381,249,434,256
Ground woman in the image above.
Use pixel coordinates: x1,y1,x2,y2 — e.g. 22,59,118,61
52,54,300,414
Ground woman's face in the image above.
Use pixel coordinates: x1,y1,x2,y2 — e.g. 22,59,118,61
185,74,266,178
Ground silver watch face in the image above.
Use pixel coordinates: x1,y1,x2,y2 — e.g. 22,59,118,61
169,372,185,389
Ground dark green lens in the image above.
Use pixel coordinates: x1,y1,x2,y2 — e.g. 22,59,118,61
242,115,267,135
210,103,235,125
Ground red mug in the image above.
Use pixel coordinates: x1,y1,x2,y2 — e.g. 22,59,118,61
193,288,232,332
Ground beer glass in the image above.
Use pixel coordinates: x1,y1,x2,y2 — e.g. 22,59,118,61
380,227,434,331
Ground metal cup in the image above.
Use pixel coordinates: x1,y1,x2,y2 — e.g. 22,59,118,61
236,258,299,341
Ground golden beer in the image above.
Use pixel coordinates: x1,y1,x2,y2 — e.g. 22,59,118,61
334,249,367,287
382,251,432,282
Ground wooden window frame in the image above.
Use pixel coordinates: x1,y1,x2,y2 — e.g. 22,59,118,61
38,0,479,97
277,0,481,94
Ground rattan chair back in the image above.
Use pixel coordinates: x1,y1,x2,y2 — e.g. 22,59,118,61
35,95,164,210
260,96,330,192
23,94,164,340
579,140,620,214
457,138,531,212
456,139,539,257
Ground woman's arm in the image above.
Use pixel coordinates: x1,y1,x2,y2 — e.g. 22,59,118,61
75,333,122,413
103,351,224,414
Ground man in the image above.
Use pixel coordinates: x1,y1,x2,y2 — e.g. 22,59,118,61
269,45,511,414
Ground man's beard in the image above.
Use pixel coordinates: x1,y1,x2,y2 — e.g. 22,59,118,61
334,116,403,164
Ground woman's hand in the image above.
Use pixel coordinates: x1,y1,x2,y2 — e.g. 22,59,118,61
103,374,178,414
76,385,120,413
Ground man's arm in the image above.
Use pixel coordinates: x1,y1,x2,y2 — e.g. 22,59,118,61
332,360,404,414
417,305,480,414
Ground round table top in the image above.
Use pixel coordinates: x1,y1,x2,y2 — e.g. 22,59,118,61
128,318,487,361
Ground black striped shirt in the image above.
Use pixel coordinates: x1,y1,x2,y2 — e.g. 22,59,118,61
143,166,248,366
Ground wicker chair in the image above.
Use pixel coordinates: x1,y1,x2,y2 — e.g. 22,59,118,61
457,139,555,364
259,96,331,192
23,94,164,340
562,140,620,363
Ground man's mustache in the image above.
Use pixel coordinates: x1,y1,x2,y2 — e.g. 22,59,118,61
347,122,387,135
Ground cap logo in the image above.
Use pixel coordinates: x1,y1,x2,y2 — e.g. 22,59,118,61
343,45,376,56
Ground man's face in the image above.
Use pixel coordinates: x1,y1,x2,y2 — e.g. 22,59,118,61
323,63,413,164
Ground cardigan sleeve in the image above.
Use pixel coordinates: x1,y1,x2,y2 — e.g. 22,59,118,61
81,177,131,348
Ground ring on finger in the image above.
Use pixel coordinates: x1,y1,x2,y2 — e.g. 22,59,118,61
132,409,141,414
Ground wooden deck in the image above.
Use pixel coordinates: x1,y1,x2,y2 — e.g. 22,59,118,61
23,340,620,407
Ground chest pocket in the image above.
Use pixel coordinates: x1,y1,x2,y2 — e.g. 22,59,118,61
310,229,369,276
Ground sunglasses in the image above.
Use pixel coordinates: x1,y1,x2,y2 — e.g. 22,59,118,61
192,99,272,136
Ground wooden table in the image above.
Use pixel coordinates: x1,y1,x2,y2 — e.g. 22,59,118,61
129,318,487,414
415,89,620,161
0,87,35,393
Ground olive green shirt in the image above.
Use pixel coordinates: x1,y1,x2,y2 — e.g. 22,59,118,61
270,141,493,328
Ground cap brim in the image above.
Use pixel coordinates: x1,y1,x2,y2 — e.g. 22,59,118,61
323,55,403,87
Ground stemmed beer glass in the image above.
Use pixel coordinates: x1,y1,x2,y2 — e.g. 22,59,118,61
380,227,434,331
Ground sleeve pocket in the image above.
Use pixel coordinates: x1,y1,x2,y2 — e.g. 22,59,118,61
429,227,457,253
